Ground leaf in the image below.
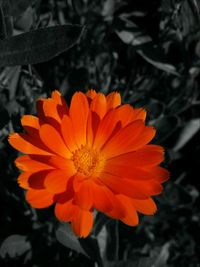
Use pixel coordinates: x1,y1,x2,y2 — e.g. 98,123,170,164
0,1,13,38
0,24,84,67
55,222,89,257
173,118,200,151
5,0,37,19
116,30,152,46
0,235,31,258
153,116,180,143
137,50,178,75
105,258,155,267
154,242,171,267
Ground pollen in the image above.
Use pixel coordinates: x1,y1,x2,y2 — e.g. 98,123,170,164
72,146,105,176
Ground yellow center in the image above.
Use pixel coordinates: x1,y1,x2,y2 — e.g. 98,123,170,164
72,146,105,177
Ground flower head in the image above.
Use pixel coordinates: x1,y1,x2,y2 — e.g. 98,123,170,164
9,90,169,237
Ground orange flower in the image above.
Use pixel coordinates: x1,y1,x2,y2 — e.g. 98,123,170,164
8,90,169,237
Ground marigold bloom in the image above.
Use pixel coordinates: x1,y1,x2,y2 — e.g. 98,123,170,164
8,90,169,237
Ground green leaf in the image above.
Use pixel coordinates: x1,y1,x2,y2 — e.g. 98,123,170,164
55,222,89,257
0,24,84,67
0,235,31,258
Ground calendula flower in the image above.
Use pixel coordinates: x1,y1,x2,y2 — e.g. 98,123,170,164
8,90,169,237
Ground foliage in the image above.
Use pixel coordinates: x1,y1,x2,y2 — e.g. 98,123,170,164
0,0,200,266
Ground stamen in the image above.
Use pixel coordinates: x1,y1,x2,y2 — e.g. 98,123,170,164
72,146,105,176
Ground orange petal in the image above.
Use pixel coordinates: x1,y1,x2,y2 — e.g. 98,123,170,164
43,99,62,123
102,121,156,158
61,115,78,152
106,91,121,110
100,172,163,199
39,124,72,158
74,180,93,210
26,189,54,208
148,166,170,183
21,115,40,137
18,172,31,189
47,156,76,170
90,93,107,119
8,133,53,156
93,109,121,150
116,195,139,226
28,170,50,189
116,104,147,127
91,180,125,218
15,155,54,172
132,198,157,215
132,107,147,121
100,172,147,199
86,110,100,147
106,145,164,168
51,90,69,118
44,169,75,194
103,164,156,181
55,199,78,221
69,92,89,147
86,89,97,100
102,120,144,157
71,209,93,238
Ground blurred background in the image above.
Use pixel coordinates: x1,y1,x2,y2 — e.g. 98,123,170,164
0,0,200,266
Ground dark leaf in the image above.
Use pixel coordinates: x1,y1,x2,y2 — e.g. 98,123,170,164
55,222,89,257
6,0,37,19
0,106,9,129
0,235,31,258
0,1,12,38
153,116,180,143
0,24,84,67
137,50,178,75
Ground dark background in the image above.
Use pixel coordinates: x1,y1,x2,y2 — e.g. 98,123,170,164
0,0,200,266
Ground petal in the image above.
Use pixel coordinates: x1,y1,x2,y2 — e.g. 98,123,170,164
26,189,54,208
74,180,93,210
43,99,62,123
28,170,50,189
103,164,156,181
51,90,69,118
55,199,79,221
44,169,75,194
21,115,40,137
71,209,94,238
86,89,97,100
102,121,156,158
100,172,163,199
47,156,76,171
132,198,157,215
18,172,31,189
90,93,107,119
91,180,125,218
116,195,139,226
148,166,170,183
86,110,100,147
93,109,121,150
100,172,147,199
106,92,121,110
15,155,54,172
39,124,72,158
106,145,164,168
61,115,78,152
8,133,53,156
69,92,89,147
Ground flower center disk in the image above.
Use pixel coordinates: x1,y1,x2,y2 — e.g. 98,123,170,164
72,146,105,177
